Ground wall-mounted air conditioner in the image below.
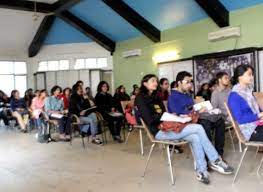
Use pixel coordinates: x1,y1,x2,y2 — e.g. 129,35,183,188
208,26,241,42
122,49,142,58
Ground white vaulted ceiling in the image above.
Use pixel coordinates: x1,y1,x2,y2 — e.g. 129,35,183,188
0,8,44,56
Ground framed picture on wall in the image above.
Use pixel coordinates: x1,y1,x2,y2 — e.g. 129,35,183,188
193,49,257,93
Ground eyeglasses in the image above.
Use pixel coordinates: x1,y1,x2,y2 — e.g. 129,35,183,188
182,80,194,84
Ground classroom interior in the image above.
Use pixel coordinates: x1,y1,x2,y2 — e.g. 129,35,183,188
1,0,263,191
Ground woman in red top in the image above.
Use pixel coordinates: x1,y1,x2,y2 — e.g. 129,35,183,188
59,88,71,110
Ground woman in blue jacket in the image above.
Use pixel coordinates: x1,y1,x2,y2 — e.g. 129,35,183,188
228,65,263,141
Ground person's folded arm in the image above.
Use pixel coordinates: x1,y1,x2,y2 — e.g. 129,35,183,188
228,93,258,124
135,96,161,126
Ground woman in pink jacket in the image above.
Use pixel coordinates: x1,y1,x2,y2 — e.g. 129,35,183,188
31,89,48,128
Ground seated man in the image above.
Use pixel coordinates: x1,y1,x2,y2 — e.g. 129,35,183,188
10,90,29,132
69,84,102,145
45,86,70,141
168,71,225,157
211,72,231,122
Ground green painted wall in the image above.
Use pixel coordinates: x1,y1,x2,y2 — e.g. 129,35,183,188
113,4,263,92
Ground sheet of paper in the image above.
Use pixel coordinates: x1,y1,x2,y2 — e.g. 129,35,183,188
161,112,192,123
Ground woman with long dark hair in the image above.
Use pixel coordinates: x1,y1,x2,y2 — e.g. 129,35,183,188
58,87,71,110
228,64,263,142
113,85,130,113
135,74,233,185
10,90,29,132
95,81,123,143
157,78,169,101
31,89,48,129
24,88,34,108
85,86,95,106
69,85,102,145
196,83,212,101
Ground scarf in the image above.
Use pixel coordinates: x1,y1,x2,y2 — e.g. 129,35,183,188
232,84,260,114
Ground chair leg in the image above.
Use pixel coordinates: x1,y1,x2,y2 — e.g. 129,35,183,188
81,135,85,149
69,126,74,146
139,129,144,156
233,146,248,184
122,123,126,141
70,134,73,145
189,144,197,171
166,145,175,185
102,125,107,144
255,146,259,159
239,141,243,153
257,155,263,175
125,131,131,145
143,143,156,177
228,129,235,152
170,145,175,164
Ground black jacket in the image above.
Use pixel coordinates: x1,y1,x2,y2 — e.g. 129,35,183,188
95,92,115,115
113,92,130,112
69,93,91,116
135,93,166,136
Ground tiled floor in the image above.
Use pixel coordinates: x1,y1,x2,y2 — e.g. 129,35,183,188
0,127,262,192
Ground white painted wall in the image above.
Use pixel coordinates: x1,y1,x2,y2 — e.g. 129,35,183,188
0,42,113,95
27,42,113,90
258,51,263,92
158,60,193,83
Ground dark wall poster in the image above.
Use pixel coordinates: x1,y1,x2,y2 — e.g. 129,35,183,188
194,52,256,92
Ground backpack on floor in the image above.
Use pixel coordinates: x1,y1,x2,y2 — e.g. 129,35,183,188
37,121,50,143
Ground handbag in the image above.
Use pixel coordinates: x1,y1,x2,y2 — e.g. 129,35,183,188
159,112,199,133
199,112,223,123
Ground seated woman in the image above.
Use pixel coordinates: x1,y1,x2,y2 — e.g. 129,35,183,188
85,87,95,106
0,90,9,126
197,83,212,101
113,85,130,113
135,74,234,185
69,84,102,145
10,90,29,133
59,87,71,110
130,85,140,101
228,64,263,142
95,81,123,143
34,90,40,98
24,88,34,109
31,89,48,129
45,86,70,141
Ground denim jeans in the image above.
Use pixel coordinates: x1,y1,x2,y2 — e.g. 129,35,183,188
34,118,42,129
79,112,98,136
198,118,225,156
155,123,219,173
49,116,70,135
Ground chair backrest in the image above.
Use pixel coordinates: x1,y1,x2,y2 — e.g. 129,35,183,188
120,100,133,114
140,118,156,143
95,112,104,121
71,114,80,124
254,92,263,110
163,101,168,111
224,102,247,144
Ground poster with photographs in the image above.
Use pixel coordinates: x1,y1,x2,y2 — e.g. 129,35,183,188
194,52,255,92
